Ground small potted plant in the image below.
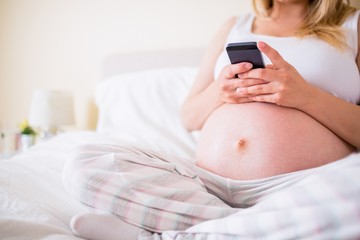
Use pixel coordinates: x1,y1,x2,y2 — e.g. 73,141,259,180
18,120,36,151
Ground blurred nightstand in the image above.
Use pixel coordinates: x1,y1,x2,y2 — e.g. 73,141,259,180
0,129,18,160
0,128,39,160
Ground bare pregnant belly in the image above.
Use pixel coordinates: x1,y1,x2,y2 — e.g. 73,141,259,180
195,103,355,180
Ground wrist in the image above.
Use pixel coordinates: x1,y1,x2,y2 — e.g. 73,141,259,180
210,80,225,107
298,83,321,114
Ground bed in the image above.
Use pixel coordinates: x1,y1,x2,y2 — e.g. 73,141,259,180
1,47,360,240
0,48,202,240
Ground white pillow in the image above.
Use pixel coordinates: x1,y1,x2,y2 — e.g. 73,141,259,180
95,67,199,159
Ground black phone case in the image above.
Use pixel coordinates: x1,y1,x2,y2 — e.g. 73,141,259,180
226,41,265,69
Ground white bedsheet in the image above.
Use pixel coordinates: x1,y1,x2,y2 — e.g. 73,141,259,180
0,131,143,240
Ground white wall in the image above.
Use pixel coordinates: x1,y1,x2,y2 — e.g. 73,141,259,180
0,0,252,130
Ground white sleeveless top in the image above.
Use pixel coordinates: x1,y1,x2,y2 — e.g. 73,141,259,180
214,11,360,104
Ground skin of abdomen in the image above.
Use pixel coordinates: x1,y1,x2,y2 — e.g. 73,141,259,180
195,102,355,180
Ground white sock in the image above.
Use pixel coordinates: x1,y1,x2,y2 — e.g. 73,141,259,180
70,212,140,240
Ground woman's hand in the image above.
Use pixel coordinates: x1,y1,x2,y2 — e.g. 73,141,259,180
236,41,315,109
216,62,268,104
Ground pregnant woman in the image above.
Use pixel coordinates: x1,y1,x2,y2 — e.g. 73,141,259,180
64,0,360,239
181,0,360,180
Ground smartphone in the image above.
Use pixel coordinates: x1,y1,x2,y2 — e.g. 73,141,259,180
226,41,265,69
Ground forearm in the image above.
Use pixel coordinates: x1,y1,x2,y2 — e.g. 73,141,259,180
181,82,223,131
300,85,360,149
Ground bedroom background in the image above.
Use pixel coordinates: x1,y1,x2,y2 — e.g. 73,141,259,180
0,0,253,132
0,0,359,132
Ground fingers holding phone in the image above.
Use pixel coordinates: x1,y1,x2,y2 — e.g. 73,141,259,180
229,41,312,108
221,41,268,102
217,62,266,104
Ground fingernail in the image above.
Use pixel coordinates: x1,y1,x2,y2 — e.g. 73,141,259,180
258,41,266,48
245,63,253,69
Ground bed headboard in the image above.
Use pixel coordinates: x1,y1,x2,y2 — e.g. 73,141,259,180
102,47,205,79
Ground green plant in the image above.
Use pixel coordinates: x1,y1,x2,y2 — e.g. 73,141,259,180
19,120,36,135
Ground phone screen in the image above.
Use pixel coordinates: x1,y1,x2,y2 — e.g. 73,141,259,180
226,42,265,69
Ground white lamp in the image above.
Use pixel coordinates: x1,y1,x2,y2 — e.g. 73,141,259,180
29,90,75,139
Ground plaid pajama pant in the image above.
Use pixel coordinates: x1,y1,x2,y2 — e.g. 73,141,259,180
62,144,340,233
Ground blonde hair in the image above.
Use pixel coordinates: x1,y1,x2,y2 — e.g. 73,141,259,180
252,0,356,49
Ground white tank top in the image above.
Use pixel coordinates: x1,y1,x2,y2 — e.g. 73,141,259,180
214,11,360,104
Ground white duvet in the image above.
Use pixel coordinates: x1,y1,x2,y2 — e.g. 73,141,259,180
0,132,137,240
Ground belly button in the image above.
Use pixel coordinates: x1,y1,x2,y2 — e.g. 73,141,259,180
235,138,248,151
